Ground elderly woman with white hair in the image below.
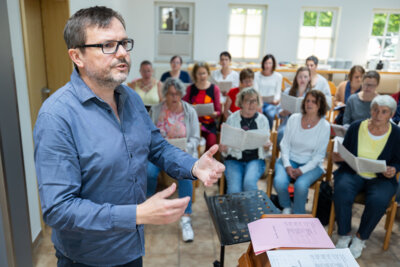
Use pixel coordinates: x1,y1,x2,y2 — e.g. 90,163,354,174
147,77,200,242
219,88,271,193
333,95,400,259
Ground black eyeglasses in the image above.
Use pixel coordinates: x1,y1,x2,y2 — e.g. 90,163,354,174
77,38,134,54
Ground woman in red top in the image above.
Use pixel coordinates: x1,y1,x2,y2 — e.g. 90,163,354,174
224,68,255,121
183,62,221,150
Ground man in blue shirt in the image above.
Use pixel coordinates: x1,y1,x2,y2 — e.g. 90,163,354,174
34,6,224,267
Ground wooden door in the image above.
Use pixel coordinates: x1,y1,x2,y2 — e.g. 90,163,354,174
19,0,71,128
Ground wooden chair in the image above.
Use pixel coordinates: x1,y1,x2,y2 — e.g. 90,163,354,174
327,173,399,250
281,77,293,91
266,137,334,217
328,81,337,96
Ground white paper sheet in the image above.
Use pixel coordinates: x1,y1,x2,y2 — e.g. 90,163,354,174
216,81,233,93
267,248,359,267
220,123,269,151
192,103,215,117
280,94,303,114
338,142,387,174
331,124,347,137
166,138,187,151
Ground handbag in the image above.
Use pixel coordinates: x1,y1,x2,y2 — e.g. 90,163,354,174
316,181,333,225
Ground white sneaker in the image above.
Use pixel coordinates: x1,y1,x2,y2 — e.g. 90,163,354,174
336,235,352,248
349,236,366,259
282,208,292,214
180,216,194,242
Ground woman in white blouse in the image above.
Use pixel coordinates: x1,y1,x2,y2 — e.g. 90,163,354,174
305,55,332,109
254,54,283,128
274,90,330,214
211,51,239,88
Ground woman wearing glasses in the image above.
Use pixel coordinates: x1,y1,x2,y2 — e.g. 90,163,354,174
183,62,221,150
343,71,380,125
147,78,200,242
160,55,192,84
220,88,271,193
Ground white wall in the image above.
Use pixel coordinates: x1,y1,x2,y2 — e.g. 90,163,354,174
70,0,400,81
6,0,42,242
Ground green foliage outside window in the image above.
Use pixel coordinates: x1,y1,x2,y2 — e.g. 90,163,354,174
387,14,400,34
319,11,333,27
372,13,387,36
303,11,317,26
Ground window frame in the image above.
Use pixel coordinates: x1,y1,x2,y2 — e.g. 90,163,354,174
367,9,400,61
227,5,267,62
154,2,194,62
296,7,338,63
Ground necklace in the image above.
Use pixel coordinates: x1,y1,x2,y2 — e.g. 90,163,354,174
303,116,318,129
241,114,257,130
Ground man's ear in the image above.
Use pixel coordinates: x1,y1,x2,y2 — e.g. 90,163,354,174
68,48,84,69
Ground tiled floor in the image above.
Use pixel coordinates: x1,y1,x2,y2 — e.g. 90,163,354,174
33,179,400,267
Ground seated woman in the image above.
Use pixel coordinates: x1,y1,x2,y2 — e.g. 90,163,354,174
305,55,332,109
333,95,400,259
220,88,271,193
223,68,254,120
274,90,330,214
147,77,200,242
277,66,311,144
211,51,240,88
343,71,380,125
160,55,192,84
128,60,162,110
391,91,400,124
254,54,283,128
334,65,365,124
183,62,221,150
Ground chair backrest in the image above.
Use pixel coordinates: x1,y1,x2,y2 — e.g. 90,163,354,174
281,77,293,91
324,138,335,182
328,81,337,96
269,131,278,169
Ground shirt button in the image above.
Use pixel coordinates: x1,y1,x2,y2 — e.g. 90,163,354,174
130,153,133,158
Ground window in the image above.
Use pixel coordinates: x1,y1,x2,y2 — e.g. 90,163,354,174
155,3,193,61
367,11,400,60
297,8,337,62
228,6,266,60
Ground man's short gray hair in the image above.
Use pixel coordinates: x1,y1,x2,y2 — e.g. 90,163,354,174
162,78,186,97
235,87,261,108
64,6,125,50
371,95,397,115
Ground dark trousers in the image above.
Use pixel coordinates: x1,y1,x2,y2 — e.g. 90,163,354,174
56,250,142,267
333,171,397,240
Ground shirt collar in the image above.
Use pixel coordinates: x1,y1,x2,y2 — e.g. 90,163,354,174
70,69,127,105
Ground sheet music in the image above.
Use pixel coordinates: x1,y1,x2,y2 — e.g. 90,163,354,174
220,123,269,151
280,94,303,113
331,124,347,137
193,103,215,117
248,218,335,255
262,95,275,103
216,81,233,93
167,138,187,151
338,142,386,174
267,248,359,267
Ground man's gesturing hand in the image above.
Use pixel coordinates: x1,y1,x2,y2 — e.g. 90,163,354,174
192,144,225,187
136,183,189,225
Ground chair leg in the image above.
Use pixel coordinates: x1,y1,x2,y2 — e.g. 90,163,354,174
192,181,196,203
219,174,225,195
266,170,273,198
328,202,335,236
383,202,397,250
311,181,321,217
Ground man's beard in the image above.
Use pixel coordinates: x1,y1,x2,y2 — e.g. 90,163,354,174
86,58,131,88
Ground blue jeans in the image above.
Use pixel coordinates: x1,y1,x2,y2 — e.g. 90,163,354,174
224,159,265,194
263,102,279,129
56,249,142,267
273,158,324,214
333,171,397,240
147,162,192,214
